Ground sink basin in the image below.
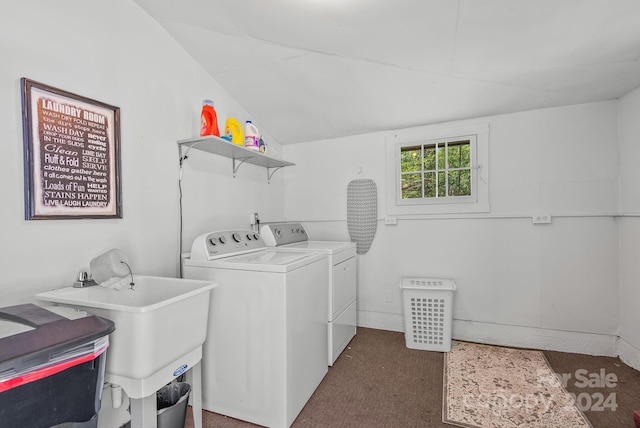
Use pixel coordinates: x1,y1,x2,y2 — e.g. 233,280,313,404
36,275,216,399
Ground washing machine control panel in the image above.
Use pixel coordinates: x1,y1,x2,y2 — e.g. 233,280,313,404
190,229,263,261
260,223,308,246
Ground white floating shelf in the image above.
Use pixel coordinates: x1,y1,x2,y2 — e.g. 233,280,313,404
177,135,294,181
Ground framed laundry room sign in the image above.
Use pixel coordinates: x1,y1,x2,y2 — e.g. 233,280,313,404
21,78,122,219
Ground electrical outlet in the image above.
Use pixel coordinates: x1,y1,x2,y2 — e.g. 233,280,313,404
532,213,552,224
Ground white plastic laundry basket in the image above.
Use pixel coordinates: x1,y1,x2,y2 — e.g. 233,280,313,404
399,277,456,352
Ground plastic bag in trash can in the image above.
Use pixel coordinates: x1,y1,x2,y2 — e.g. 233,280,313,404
157,382,191,411
156,382,191,428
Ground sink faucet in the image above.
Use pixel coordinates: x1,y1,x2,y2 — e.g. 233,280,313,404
120,261,135,289
73,271,97,288
73,261,135,289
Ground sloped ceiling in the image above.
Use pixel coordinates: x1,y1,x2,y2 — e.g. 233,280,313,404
132,0,640,145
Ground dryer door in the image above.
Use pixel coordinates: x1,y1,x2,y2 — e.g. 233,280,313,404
332,256,357,319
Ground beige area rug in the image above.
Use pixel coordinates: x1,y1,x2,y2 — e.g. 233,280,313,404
443,341,593,428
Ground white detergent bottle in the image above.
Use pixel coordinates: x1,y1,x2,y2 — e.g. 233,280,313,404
244,120,260,151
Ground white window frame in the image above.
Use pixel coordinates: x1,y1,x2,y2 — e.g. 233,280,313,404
385,123,490,215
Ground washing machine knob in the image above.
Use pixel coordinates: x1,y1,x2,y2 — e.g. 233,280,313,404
246,233,253,240
274,228,282,238
218,236,227,244
253,233,260,240
208,238,217,246
232,233,241,242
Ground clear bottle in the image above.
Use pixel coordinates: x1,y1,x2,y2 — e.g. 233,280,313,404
200,100,220,137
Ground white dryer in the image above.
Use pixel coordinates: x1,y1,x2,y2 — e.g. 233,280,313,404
261,223,357,365
182,230,328,428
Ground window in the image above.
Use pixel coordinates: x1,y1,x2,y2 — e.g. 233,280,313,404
386,124,489,215
400,136,474,203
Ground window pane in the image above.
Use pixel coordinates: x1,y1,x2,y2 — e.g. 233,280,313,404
447,140,471,168
437,143,446,170
424,172,436,198
437,171,446,197
400,146,422,172
448,169,471,196
401,173,422,199
423,144,436,170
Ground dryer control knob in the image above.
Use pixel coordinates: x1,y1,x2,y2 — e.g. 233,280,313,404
274,228,282,238
218,236,227,244
253,233,259,240
232,233,241,242
208,238,217,246
246,234,253,240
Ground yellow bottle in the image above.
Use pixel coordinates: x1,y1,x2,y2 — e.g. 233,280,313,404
223,117,244,146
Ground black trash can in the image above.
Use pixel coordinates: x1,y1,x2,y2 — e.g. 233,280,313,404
156,382,191,428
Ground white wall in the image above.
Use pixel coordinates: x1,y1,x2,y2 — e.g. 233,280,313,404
283,101,620,356
617,85,640,369
1,2,286,426
0,0,285,307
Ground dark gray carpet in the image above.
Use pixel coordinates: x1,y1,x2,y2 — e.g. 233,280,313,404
184,327,640,428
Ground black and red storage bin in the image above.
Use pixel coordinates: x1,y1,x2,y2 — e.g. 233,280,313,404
0,303,115,428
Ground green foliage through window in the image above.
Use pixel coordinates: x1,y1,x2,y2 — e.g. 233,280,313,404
400,139,472,200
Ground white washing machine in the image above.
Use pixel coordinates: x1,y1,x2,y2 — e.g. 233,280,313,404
182,229,328,428
261,223,357,366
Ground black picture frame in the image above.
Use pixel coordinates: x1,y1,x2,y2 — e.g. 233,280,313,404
21,78,122,219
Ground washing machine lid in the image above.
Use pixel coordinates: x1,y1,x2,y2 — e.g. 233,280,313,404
206,248,326,272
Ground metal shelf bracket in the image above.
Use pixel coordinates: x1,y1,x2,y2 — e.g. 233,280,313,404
232,157,252,178
267,166,284,183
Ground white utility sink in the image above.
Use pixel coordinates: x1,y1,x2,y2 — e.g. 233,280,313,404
36,275,215,397
36,275,216,428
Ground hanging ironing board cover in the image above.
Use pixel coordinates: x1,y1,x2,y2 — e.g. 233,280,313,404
347,178,377,254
